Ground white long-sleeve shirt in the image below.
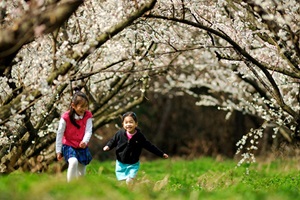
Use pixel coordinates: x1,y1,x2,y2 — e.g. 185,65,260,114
56,114,93,153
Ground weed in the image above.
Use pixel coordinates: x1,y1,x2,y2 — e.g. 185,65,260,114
0,157,300,199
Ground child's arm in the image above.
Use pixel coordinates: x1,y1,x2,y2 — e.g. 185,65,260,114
141,135,168,158
56,118,66,155
81,118,93,148
57,153,63,161
103,146,110,151
103,130,121,151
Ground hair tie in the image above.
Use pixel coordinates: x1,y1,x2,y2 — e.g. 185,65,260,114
74,86,81,93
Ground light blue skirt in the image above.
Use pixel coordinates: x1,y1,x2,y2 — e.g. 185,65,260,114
115,160,140,180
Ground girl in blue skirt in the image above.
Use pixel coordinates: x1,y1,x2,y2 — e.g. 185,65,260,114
103,111,168,185
56,87,93,182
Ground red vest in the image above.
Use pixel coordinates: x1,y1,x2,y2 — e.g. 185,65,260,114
62,110,93,148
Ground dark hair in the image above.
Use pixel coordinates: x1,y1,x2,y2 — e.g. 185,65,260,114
69,87,89,129
122,111,138,123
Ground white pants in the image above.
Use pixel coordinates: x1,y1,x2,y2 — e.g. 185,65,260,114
67,157,86,182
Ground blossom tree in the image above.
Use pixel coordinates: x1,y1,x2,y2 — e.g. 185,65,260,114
142,0,300,164
0,0,157,173
0,0,299,173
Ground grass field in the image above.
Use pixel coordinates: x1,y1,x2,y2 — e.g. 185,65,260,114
1,157,300,200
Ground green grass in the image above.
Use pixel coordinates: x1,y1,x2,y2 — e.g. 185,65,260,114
0,157,300,200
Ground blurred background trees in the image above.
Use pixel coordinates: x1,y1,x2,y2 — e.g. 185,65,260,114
0,0,299,173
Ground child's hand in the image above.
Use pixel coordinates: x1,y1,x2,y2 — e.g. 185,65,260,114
57,153,63,161
163,153,169,159
103,146,110,151
79,141,87,148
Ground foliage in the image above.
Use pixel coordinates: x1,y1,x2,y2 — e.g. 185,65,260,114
0,0,300,172
1,158,300,200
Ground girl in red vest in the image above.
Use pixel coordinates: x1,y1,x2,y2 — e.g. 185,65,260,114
56,87,93,182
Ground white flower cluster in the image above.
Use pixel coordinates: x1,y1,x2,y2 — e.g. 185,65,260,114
236,127,264,156
237,152,256,169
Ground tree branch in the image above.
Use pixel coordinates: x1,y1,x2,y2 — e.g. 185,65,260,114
144,14,299,121
0,0,84,73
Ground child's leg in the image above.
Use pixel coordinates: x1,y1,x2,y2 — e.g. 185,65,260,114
67,157,78,182
126,177,134,185
125,162,140,185
78,163,86,177
115,160,127,181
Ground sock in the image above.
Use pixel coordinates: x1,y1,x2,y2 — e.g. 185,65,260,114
67,157,78,182
78,163,86,177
